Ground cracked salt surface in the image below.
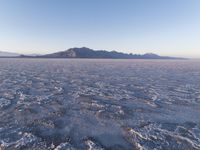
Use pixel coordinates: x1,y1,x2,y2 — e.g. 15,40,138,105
0,59,200,150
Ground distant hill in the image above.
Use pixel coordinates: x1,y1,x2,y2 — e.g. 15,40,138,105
2,47,183,59
0,51,20,57
28,47,181,59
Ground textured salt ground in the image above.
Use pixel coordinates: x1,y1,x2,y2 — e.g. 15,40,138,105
0,59,200,150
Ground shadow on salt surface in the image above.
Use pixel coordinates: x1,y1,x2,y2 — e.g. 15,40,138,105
12,94,132,149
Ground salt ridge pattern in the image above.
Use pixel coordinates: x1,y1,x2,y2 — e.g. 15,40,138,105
0,59,200,150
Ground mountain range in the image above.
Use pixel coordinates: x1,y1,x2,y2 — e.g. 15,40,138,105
0,51,20,57
1,47,182,59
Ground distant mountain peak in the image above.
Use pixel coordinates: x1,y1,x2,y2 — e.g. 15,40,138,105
34,47,181,59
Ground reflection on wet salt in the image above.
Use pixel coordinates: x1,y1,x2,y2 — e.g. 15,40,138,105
0,59,200,149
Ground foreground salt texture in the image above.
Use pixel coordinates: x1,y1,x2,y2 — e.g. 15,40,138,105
0,59,200,150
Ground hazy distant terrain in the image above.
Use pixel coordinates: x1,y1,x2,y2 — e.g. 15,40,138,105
0,51,20,57
0,59,200,149
20,47,181,59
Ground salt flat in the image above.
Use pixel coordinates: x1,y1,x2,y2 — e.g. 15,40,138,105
0,59,200,150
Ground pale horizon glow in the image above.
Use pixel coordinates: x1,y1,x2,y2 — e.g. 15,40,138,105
0,0,200,58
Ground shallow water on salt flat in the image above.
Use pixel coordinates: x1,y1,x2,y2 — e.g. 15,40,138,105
0,59,200,150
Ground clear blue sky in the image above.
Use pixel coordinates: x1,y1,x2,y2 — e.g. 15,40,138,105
0,0,200,57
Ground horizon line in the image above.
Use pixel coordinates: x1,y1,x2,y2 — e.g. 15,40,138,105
0,47,198,59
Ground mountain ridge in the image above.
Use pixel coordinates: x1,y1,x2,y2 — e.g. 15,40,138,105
0,51,21,57
1,47,184,59
34,47,182,59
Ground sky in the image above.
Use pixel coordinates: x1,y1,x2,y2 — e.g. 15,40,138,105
0,0,200,58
